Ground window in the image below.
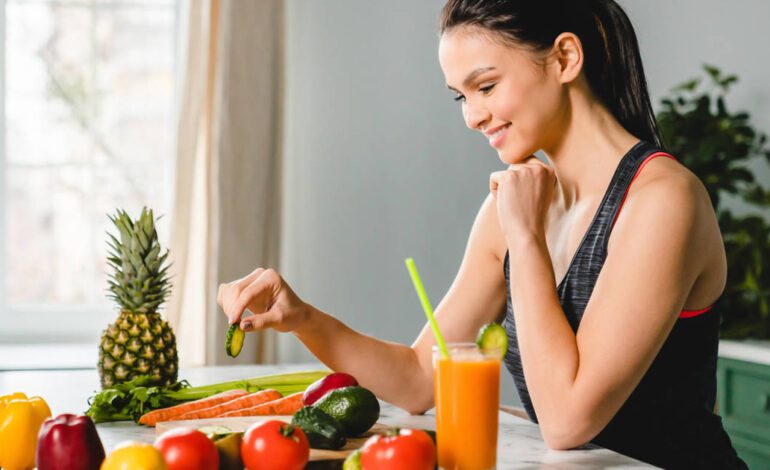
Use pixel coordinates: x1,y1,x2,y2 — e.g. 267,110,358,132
1,0,179,343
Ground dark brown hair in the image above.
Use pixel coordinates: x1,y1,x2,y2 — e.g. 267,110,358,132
439,0,663,147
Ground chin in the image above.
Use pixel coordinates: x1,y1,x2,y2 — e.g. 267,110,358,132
498,148,535,166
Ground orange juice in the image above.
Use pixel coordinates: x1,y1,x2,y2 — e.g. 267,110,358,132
434,343,501,470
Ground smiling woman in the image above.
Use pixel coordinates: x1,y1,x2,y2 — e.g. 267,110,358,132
217,1,746,468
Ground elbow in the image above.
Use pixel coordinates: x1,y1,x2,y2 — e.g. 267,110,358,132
404,405,430,416
539,412,599,450
542,430,588,451
384,375,433,415
401,393,434,416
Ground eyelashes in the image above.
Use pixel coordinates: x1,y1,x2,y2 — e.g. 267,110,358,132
453,83,496,103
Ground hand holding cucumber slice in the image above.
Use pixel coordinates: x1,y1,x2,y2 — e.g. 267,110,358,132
476,322,508,359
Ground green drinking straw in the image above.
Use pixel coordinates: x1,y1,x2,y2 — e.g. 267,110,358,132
405,257,449,359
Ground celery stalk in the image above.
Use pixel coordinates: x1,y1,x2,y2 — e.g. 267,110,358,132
164,370,329,401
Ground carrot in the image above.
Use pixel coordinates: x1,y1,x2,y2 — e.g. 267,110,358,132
219,391,304,417
176,389,284,420
139,389,249,426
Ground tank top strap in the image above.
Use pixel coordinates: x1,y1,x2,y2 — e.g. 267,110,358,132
574,140,666,269
555,140,665,321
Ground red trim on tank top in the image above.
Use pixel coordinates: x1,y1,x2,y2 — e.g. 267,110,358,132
679,305,714,318
611,151,714,319
611,151,677,230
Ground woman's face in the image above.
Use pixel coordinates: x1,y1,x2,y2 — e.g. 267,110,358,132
438,27,567,164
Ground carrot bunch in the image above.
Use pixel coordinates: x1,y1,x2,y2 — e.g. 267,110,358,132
139,390,306,426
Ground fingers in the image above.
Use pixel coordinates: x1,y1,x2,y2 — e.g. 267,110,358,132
240,311,282,332
237,267,266,287
489,168,522,197
218,267,268,324
230,269,281,326
489,159,553,196
219,283,240,324
489,170,507,197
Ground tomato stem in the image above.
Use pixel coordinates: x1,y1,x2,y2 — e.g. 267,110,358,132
280,423,296,439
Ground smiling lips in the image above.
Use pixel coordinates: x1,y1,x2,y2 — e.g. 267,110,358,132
485,123,510,148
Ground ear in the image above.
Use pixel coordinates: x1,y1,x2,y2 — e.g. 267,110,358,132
550,32,583,84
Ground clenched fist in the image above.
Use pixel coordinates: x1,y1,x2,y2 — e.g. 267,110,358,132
489,156,557,242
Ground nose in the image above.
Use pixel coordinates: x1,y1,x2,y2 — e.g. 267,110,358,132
462,100,490,131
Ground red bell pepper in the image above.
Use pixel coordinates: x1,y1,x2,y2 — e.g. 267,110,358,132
36,414,106,470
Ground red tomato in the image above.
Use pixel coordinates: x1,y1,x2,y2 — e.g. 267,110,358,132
154,427,219,470
360,428,436,470
241,420,309,470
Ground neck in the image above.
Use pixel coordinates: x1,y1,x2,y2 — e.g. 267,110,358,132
542,91,642,212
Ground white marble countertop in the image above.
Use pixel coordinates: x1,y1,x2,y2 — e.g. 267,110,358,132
0,364,654,469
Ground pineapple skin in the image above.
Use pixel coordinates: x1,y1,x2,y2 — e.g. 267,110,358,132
98,310,178,389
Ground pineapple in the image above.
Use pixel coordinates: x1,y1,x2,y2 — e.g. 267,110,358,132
98,207,178,389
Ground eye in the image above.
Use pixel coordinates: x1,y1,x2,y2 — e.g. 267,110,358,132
479,83,496,95
452,82,494,103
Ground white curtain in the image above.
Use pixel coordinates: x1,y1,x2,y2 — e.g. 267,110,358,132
166,0,283,366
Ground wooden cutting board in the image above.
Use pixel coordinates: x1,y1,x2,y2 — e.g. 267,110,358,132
156,416,391,461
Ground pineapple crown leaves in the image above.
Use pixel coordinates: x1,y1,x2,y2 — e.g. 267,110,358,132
106,207,172,313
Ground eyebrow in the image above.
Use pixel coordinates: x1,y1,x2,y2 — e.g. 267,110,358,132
446,66,497,92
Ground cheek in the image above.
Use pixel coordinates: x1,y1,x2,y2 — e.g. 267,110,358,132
523,81,561,129
496,82,562,164
511,82,564,143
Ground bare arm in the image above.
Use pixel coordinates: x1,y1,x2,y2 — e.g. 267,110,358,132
501,166,714,449
219,194,508,414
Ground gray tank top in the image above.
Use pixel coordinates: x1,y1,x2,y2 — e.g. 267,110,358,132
502,140,746,468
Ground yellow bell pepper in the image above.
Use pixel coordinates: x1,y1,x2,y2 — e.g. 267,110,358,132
100,442,168,470
0,392,52,470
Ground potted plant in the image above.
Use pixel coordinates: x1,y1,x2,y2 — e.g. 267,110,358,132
656,65,770,339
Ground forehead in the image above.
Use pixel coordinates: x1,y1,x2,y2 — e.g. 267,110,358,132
438,28,536,86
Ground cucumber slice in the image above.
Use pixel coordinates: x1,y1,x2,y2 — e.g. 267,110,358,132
476,322,508,359
198,425,233,439
225,323,246,358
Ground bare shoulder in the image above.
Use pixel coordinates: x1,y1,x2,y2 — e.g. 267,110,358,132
611,154,727,303
616,155,715,239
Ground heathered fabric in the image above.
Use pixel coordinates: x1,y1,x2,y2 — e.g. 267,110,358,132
502,140,746,469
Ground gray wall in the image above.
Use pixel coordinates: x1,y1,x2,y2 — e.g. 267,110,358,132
278,0,770,407
619,0,770,216
278,0,510,398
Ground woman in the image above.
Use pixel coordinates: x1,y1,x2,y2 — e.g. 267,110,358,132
218,0,746,467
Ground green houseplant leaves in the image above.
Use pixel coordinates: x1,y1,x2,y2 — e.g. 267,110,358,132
656,65,770,338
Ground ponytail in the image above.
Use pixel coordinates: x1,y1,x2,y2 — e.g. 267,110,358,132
439,0,664,148
587,0,663,147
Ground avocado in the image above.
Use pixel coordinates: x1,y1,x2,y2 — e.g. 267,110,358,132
313,386,380,437
291,405,347,450
225,323,245,357
212,432,243,470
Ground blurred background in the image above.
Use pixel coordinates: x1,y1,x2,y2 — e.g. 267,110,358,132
0,0,769,415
